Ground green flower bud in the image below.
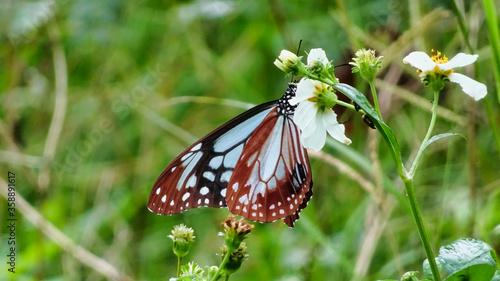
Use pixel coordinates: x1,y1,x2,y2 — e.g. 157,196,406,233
350,48,383,82
220,243,249,276
168,224,195,258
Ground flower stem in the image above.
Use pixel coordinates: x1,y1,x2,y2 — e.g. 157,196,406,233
369,81,382,119
335,99,356,111
402,177,441,281
210,247,233,281
409,91,440,177
177,256,181,277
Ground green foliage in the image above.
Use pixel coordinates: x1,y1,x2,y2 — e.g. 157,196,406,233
424,238,499,281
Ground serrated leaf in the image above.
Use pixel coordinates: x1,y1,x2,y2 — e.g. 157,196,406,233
333,83,403,174
424,238,498,281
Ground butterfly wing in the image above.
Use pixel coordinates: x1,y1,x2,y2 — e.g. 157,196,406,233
225,107,313,227
148,101,277,215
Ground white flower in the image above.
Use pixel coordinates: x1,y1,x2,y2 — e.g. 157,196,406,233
274,50,300,73
403,50,487,101
290,79,351,151
307,48,330,67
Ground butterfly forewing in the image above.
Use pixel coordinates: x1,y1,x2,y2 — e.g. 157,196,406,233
225,108,313,227
149,84,313,227
148,102,276,215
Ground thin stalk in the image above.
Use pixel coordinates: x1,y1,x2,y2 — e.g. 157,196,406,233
402,178,441,281
177,256,181,277
210,248,232,281
409,91,439,177
369,81,382,119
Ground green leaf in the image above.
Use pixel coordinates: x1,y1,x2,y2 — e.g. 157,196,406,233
445,264,496,281
423,238,498,281
421,133,465,154
401,271,421,281
333,83,403,175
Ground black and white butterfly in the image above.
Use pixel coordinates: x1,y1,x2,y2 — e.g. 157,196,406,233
148,84,313,227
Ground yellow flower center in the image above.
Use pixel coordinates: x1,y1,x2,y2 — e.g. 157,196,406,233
430,49,448,64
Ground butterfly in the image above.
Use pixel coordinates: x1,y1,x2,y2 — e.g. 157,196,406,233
148,83,313,227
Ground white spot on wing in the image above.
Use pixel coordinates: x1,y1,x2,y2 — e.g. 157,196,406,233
221,171,232,182
161,195,167,203
191,143,202,151
220,188,226,197
177,152,203,190
187,175,197,188
232,182,239,191
180,152,193,162
170,200,175,206
200,186,209,195
156,188,161,195
182,193,190,201
203,171,215,181
209,156,223,169
239,194,249,204
279,209,284,214
204,198,209,204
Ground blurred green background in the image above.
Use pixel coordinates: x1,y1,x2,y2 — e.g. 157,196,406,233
1,0,499,280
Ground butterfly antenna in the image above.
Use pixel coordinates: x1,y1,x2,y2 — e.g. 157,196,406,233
290,40,303,83
296,39,303,56
335,63,351,68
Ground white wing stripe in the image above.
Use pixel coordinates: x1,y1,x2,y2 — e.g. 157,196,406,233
260,116,283,181
213,108,273,153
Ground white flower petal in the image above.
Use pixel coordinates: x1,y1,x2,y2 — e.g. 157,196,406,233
322,110,351,145
449,73,487,101
293,101,317,129
440,53,478,70
403,51,436,72
301,118,326,151
307,48,329,65
290,79,316,105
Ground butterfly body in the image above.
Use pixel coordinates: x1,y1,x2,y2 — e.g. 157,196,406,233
148,84,313,227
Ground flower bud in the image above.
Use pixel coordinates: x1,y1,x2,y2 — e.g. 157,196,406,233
168,224,195,258
350,49,383,82
274,50,305,76
221,215,254,251
220,243,249,276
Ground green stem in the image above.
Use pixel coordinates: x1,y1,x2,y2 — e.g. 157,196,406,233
409,91,440,177
335,99,356,111
402,177,441,281
177,256,181,277
369,81,382,119
210,247,232,281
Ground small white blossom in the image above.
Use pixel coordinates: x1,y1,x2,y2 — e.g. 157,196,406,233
307,48,330,67
290,79,351,151
403,51,487,101
274,50,302,74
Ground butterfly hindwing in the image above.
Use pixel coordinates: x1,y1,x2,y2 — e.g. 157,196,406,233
225,107,313,227
148,101,277,215
149,84,313,227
